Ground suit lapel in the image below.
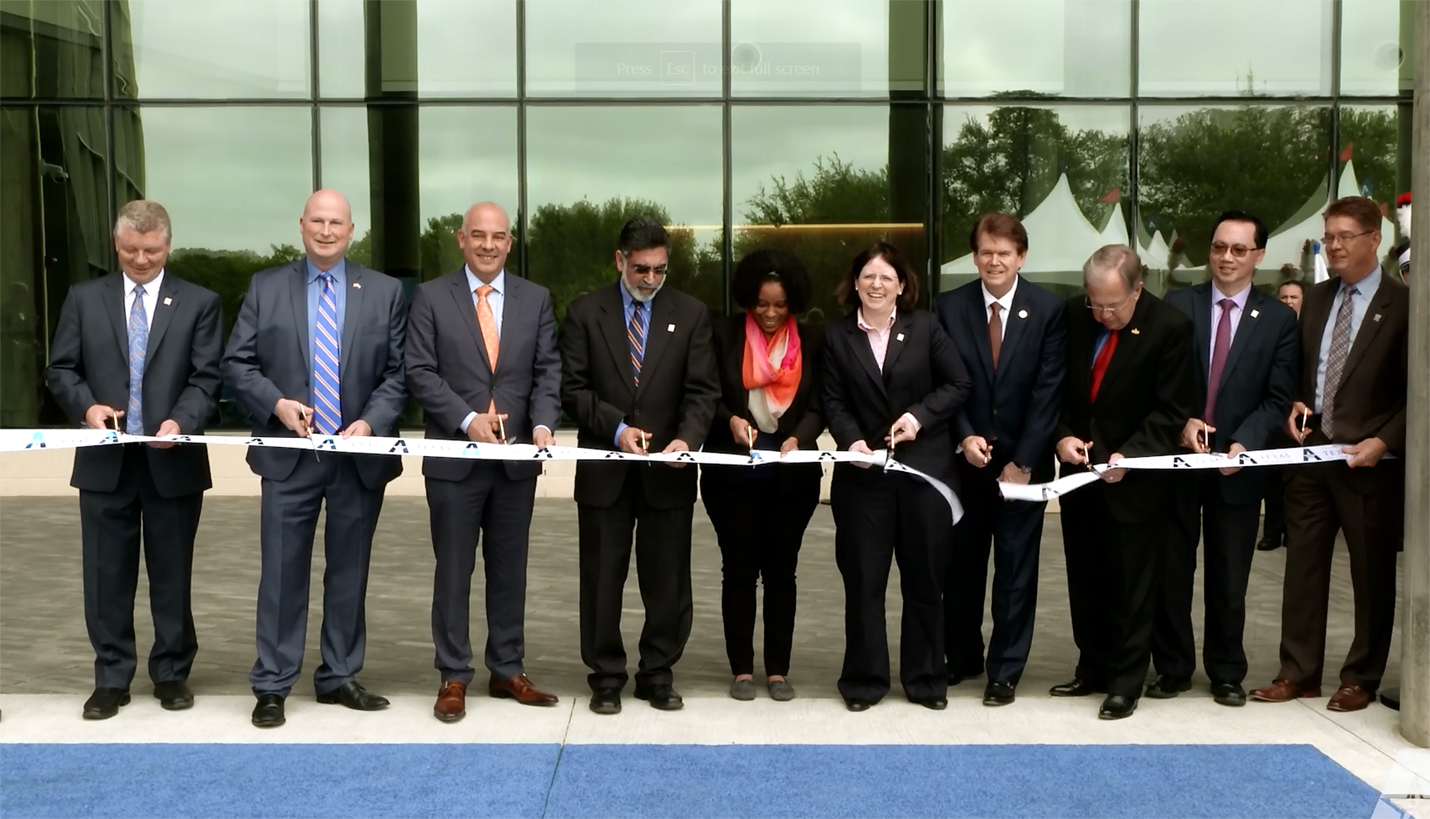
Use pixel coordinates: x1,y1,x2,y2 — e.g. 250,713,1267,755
965,292,995,385
451,270,493,373
1191,283,1212,386
105,273,129,357
1217,287,1264,394
634,292,675,402
287,260,310,369
881,311,913,379
995,281,1030,385
339,263,365,381
598,284,636,395
845,317,887,397
1338,279,1398,386
1092,295,1149,408
497,275,522,376
1301,281,1336,393
145,276,179,359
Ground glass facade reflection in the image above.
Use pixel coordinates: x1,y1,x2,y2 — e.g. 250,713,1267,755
0,0,1417,427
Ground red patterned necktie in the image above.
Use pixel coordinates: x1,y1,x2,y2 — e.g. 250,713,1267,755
1089,329,1118,402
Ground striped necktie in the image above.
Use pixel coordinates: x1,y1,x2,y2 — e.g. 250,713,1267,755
628,300,645,386
1320,284,1358,438
126,285,148,435
313,273,342,435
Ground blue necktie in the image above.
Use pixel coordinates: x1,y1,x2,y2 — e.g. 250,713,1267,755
126,285,148,435
313,273,342,435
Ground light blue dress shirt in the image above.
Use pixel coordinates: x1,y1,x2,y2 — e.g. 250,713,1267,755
1314,267,1381,413
306,258,347,411
613,280,653,447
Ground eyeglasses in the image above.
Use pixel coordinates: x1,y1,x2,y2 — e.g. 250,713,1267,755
1210,242,1257,259
1085,294,1134,315
1321,230,1375,247
628,264,668,276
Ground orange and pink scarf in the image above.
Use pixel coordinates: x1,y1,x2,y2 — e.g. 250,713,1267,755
741,312,802,421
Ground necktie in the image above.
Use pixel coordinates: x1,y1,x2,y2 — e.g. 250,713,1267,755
476,284,500,412
126,285,148,435
628,300,645,386
313,273,342,435
1321,284,1358,438
1204,298,1235,425
1089,329,1118,402
988,302,1003,370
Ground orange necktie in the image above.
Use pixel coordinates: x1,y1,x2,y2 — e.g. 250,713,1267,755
476,285,500,412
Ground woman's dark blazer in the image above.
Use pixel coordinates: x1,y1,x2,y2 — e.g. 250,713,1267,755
821,308,972,488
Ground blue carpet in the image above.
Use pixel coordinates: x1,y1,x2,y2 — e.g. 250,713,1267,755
0,743,1383,818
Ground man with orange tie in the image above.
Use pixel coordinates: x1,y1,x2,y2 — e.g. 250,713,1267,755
406,202,563,722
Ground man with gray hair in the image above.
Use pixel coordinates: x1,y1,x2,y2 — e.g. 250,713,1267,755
1050,244,1193,720
46,199,223,720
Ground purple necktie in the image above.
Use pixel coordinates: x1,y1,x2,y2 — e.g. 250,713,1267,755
1204,298,1235,424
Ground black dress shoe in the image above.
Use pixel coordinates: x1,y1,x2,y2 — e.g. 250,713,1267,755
634,684,684,711
844,698,873,712
82,687,130,720
1145,675,1192,699
153,680,194,711
252,694,285,728
1098,694,1138,720
589,688,622,715
1211,681,1247,707
911,696,948,711
1256,536,1283,552
1049,677,1106,697
316,680,389,711
983,680,1016,706
948,667,984,686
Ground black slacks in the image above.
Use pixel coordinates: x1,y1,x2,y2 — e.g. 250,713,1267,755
1060,478,1166,698
700,464,821,677
427,463,537,684
79,445,202,690
1261,468,1286,544
945,457,1045,685
831,470,951,703
1152,472,1261,684
578,468,694,692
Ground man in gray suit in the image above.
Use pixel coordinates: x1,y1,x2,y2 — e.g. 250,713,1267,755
222,189,408,728
406,202,562,723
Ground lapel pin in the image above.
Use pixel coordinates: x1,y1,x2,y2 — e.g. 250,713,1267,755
1373,313,1382,322
353,282,362,289
896,333,905,342
667,323,676,332
1250,309,1259,318
1130,328,1140,335
1018,309,1028,319
163,297,173,306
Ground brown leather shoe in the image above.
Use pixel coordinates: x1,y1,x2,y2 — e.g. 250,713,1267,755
489,674,559,706
1249,678,1321,703
434,681,467,723
1327,684,1375,712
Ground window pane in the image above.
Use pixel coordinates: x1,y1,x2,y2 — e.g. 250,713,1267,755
525,0,721,98
1137,105,1331,294
1340,0,1417,96
939,105,1128,298
0,0,105,99
940,0,1130,98
1338,105,1407,272
525,105,723,319
730,0,918,98
732,105,925,319
1138,0,1331,97
115,0,310,99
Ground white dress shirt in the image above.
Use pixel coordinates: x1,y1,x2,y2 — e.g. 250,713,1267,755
982,276,1017,343
122,269,164,331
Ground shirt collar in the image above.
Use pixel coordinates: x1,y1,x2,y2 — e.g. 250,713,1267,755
981,276,1018,311
466,266,506,295
1341,266,1381,299
122,269,164,296
856,307,897,333
306,257,346,285
1211,281,1252,311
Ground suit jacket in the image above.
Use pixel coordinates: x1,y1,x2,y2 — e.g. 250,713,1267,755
560,281,720,509
221,258,408,490
822,308,972,488
1166,283,1299,504
935,276,1066,484
405,268,561,482
1056,291,1194,522
1296,274,1408,494
46,273,222,497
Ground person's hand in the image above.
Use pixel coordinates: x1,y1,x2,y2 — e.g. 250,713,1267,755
730,416,755,449
85,404,124,431
1218,442,1247,476
662,438,691,468
1343,437,1388,469
1100,452,1127,483
1056,436,1092,465
849,439,875,469
147,419,182,449
998,462,1030,485
1286,401,1311,443
780,437,800,455
962,435,992,467
618,426,651,454
887,414,919,447
1180,419,1215,453
466,412,507,444
275,398,314,436
533,427,556,449
341,420,372,438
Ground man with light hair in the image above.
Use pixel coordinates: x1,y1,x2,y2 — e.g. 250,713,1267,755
47,199,223,719
1050,244,1193,720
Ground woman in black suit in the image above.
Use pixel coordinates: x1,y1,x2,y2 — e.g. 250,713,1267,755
701,249,825,703
823,241,971,712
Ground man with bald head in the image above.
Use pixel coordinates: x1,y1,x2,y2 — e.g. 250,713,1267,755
406,202,562,722
223,190,408,728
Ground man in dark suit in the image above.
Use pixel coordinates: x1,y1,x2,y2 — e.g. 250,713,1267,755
560,217,720,715
1053,245,1194,720
46,200,222,720
934,214,1066,707
406,202,562,723
222,189,408,728
1153,212,1298,707
1251,196,1408,712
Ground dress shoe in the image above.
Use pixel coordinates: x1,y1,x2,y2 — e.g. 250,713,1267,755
634,684,684,711
767,679,796,702
434,681,467,723
1327,684,1375,712
729,678,756,701
1098,694,1138,720
1249,678,1321,703
983,680,1016,706
1144,675,1192,699
489,674,559,706
588,688,621,715
1211,681,1247,707
1049,677,1106,697
316,680,389,711
844,698,873,712
911,695,948,711
948,668,984,686
251,694,285,728
82,687,130,720
153,680,194,711
1256,535,1283,551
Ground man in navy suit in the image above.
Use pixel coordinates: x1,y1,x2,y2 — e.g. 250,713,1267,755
1154,211,1298,707
935,214,1066,706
